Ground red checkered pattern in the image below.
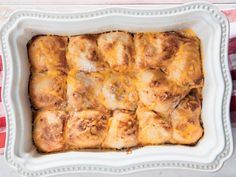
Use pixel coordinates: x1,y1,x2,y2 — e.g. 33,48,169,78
229,37,236,123
0,55,6,154
0,10,236,155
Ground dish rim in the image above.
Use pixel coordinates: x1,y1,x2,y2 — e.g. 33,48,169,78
0,2,233,176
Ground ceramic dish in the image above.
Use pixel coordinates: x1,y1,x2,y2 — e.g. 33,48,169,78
0,2,233,176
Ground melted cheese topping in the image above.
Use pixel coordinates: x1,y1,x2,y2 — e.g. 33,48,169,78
166,38,203,87
29,70,67,109
28,35,67,72
67,35,106,72
178,29,197,38
136,106,172,145
134,32,179,69
33,110,66,152
67,70,138,111
136,69,188,116
171,94,203,144
97,31,134,72
65,110,108,149
100,72,138,110
29,29,204,151
102,110,138,149
67,71,104,111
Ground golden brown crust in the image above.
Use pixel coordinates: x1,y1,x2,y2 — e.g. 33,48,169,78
28,30,204,151
67,71,104,111
171,94,203,144
166,37,203,87
28,35,67,72
102,110,138,149
134,32,180,69
101,72,138,110
33,110,67,153
97,32,134,71
67,35,106,72
136,106,172,145
65,110,109,149
134,32,203,88
136,69,189,116
29,70,67,109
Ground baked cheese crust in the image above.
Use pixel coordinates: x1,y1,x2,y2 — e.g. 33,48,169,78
28,31,204,152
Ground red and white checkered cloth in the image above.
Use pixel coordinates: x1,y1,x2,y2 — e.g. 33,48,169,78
0,10,236,155
228,38,236,123
223,10,236,123
0,55,6,154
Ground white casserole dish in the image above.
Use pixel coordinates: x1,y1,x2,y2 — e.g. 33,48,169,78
0,2,233,176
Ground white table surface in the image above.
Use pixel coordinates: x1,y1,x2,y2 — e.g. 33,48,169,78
0,3,235,177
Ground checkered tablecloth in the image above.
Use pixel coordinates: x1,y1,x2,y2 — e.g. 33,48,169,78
0,55,5,154
0,9,235,155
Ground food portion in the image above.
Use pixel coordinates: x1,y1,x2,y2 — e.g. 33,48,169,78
33,110,66,153
134,32,179,69
171,93,203,144
65,110,109,149
97,32,134,71
166,37,203,87
28,30,204,152
29,70,67,109
102,110,138,149
101,72,138,111
136,69,188,116
136,106,172,145
67,35,106,72
28,35,67,72
67,71,104,111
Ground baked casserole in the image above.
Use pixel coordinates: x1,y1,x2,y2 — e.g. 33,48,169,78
28,30,204,153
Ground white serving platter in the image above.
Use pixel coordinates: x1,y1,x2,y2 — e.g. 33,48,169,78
0,2,233,176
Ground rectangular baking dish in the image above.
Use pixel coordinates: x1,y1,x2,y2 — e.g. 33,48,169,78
0,2,233,176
